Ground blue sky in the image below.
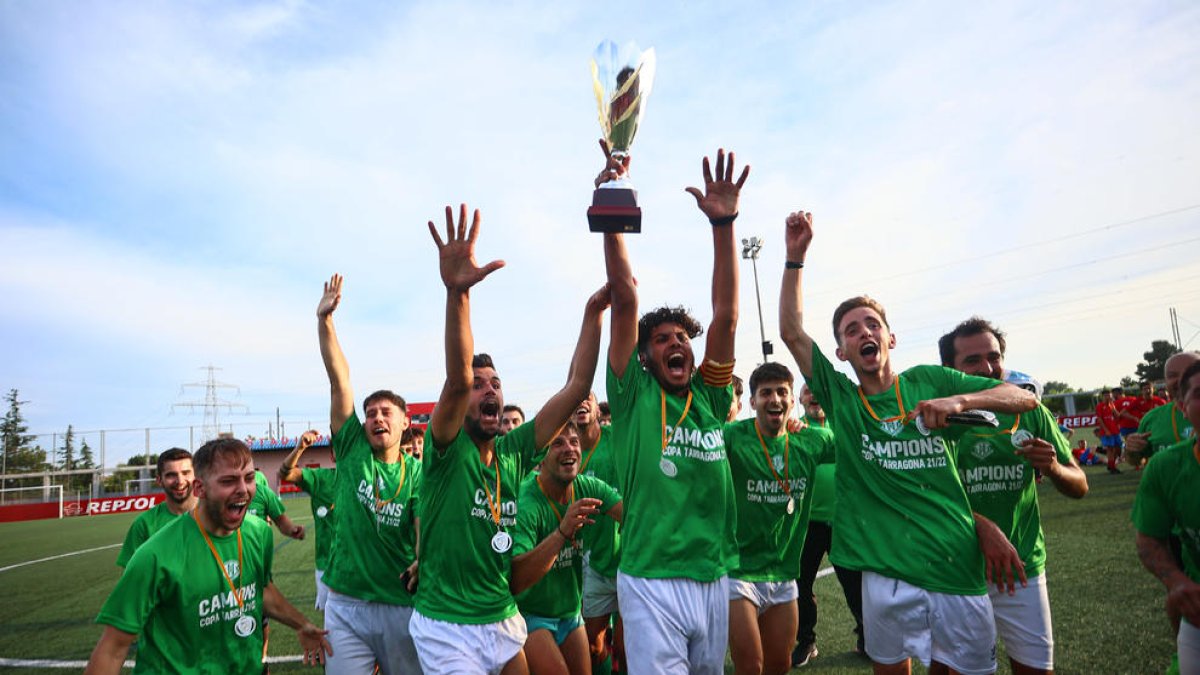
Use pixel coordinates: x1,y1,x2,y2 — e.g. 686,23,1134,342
2,1,1198,465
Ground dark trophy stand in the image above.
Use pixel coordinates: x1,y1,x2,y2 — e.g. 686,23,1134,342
588,187,641,233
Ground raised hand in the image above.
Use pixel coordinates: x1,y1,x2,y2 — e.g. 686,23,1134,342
427,204,506,292
685,148,750,221
317,274,343,319
594,139,631,188
296,429,320,452
784,211,813,261
559,497,603,541
585,282,613,317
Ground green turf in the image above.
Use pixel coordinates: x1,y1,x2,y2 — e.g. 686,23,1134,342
0,469,1180,673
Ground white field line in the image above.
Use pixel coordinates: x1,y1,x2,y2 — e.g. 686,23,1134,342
0,543,121,574
816,565,835,579
0,656,304,668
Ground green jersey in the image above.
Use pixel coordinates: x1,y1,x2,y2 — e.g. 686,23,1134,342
577,425,622,577
247,471,284,521
725,418,835,581
804,418,837,523
607,352,738,581
958,404,1072,576
116,501,187,567
96,513,273,674
1132,440,1200,583
417,421,543,624
808,343,998,595
1138,403,1194,459
323,412,420,605
513,473,621,618
295,467,338,572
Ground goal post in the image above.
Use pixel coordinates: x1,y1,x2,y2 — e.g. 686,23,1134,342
0,484,64,519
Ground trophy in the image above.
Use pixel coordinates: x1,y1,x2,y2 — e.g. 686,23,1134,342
587,40,656,233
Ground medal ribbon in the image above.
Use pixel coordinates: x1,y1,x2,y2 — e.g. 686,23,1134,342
580,435,601,474
372,456,408,509
660,390,694,456
857,378,905,423
753,420,791,501
536,474,575,523
1172,406,1184,443
194,512,244,610
481,454,503,528
972,413,1022,438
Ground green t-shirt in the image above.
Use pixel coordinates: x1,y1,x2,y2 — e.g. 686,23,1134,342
606,351,738,581
804,418,837,523
1138,403,1195,459
116,501,187,567
808,343,998,595
417,421,543,624
96,513,273,674
577,425,622,577
1132,440,1200,583
725,418,835,581
958,404,1072,577
323,412,420,605
247,471,284,521
512,473,621,618
295,467,338,572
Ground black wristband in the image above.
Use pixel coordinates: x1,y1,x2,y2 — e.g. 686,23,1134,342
785,260,805,269
709,212,738,227
557,526,571,541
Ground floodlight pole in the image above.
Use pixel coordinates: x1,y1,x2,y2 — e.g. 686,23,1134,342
741,236,772,364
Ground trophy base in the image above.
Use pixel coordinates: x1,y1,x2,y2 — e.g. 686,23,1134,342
588,187,641,233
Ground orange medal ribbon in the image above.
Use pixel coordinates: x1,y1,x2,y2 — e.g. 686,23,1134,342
660,389,695,455
194,512,244,610
857,378,906,423
373,456,408,510
753,420,792,503
481,454,503,528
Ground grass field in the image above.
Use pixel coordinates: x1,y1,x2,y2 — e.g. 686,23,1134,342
0,465,1178,673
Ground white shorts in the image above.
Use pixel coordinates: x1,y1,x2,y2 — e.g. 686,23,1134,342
989,572,1052,670
324,591,420,675
409,609,527,675
1180,618,1200,675
617,572,728,675
314,569,331,612
862,571,996,675
728,578,798,614
582,559,619,618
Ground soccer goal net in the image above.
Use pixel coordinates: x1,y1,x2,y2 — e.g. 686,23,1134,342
0,484,64,518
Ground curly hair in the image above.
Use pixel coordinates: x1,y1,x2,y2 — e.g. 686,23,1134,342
637,306,704,361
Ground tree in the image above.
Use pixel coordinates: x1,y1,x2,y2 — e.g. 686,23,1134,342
1134,340,1178,384
1120,376,1138,389
58,425,76,473
1044,381,1075,396
103,453,153,493
1,389,49,487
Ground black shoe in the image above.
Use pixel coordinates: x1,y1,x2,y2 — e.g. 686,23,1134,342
1108,466,1122,474
791,642,818,667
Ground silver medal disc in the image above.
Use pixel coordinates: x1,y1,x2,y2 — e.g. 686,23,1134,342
1011,429,1034,448
786,497,796,515
660,458,678,477
316,506,329,518
234,614,257,638
491,530,513,553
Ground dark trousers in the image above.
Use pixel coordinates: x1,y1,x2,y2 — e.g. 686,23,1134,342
796,520,864,647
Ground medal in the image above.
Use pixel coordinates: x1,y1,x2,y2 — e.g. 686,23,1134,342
316,506,328,518
1010,429,1034,448
491,531,513,553
754,420,794,517
786,496,795,515
234,614,256,638
659,458,678,477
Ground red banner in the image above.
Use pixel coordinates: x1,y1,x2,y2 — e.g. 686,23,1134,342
0,493,165,523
